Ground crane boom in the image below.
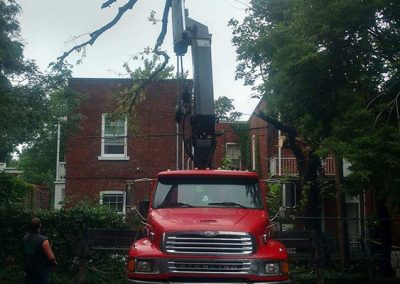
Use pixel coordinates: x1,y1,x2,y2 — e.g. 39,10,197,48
171,0,216,169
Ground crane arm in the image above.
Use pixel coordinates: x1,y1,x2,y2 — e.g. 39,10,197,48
171,0,216,169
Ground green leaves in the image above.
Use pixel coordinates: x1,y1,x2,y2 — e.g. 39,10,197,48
214,96,242,122
231,0,400,208
0,172,32,207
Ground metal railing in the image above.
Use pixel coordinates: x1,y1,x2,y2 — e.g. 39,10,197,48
268,157,335,177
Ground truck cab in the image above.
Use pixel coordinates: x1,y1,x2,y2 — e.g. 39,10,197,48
126,170,291,283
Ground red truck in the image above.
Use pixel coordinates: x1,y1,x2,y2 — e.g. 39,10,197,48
126,169,292,283
126,1,292,282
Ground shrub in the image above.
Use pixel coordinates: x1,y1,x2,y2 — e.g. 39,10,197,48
0,201,131,283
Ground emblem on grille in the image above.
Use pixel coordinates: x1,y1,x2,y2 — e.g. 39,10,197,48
203,231,217,237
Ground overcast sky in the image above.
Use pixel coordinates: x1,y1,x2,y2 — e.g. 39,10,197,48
17,0,258,118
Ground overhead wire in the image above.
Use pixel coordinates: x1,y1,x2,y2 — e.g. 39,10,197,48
66,125,270,140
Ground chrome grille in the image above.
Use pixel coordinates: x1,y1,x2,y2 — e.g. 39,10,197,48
167,259,251,274
164,231,254,255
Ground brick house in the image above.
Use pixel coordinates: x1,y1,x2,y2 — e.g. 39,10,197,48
57,77,400,252
57,78,400,268
246,100,361,235
56,78,244,211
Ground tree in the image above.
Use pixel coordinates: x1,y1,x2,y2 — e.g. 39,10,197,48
230,0,400,274
18,86,82,188
0,172,32,208
0,0,49,162
57,0,173,120
214,96,242,122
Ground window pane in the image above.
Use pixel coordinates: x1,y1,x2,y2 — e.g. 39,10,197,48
226,144,241,169
226,144,241,159
104,117,125,135
104,137,124,154
102,193,124,213
102,115,127,156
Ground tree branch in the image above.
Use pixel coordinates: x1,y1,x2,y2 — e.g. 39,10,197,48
257,111,311,176
154,0,171,50
122,0,172,114
57,0,138,63
101,0,118,9
256,111,297,136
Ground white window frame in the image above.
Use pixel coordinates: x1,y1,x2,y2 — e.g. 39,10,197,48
226,142,242,169
99,190,126,214
98,113,129,160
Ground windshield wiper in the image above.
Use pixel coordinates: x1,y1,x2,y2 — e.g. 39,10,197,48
208,202,248,208
174,202,194,207
157,202,194,208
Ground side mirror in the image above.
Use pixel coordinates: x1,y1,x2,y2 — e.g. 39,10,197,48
139,200,150,218
282,182,296,208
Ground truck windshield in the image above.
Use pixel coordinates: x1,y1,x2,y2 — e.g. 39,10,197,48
153,177,263,209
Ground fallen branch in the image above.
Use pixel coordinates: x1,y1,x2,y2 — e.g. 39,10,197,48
101,0,118,9
256,111,308,177
122,0,172,114
256,111,297,136
57,0,139,63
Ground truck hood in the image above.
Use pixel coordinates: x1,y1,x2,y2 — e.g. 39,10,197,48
149,208,268,233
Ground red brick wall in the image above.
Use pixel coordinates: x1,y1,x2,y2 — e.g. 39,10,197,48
248,100,270,179
65,78,243,205
66,79,181,204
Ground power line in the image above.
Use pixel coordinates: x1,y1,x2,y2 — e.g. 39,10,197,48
66,125,269,140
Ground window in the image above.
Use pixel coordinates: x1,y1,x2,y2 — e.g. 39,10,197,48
100,191,126,213
226,143,241,169
99,114,129,160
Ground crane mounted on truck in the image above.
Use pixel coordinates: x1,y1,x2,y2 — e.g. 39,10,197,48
126,1,293,283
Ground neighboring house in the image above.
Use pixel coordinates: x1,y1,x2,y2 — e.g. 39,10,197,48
246,100,400,253
58,78,242,212
0,162,23,176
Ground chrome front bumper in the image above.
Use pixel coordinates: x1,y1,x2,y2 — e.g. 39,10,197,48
126,279,292,284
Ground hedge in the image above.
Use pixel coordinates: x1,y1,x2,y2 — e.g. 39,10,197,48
0,202,132,284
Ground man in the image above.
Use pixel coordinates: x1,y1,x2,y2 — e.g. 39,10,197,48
23,217,57,284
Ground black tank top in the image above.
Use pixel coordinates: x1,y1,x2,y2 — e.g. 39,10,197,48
23,233,50,274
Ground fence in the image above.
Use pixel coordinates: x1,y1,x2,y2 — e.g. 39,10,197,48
76,229,143,283
79,220,400,283
274,217,400,281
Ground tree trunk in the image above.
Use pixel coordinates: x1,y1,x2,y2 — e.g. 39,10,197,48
334,157,350,270
303,154,321,232
376,197,394,277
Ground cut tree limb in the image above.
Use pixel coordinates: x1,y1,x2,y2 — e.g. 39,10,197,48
57,0,139,63
101,0,118,9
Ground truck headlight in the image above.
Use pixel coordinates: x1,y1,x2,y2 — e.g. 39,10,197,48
264,262,280,275
263,261,289,275
136,259,156,273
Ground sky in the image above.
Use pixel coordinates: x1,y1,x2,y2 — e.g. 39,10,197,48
17,0,258,118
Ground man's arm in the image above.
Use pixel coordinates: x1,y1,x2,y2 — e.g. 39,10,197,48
42,240,57,269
